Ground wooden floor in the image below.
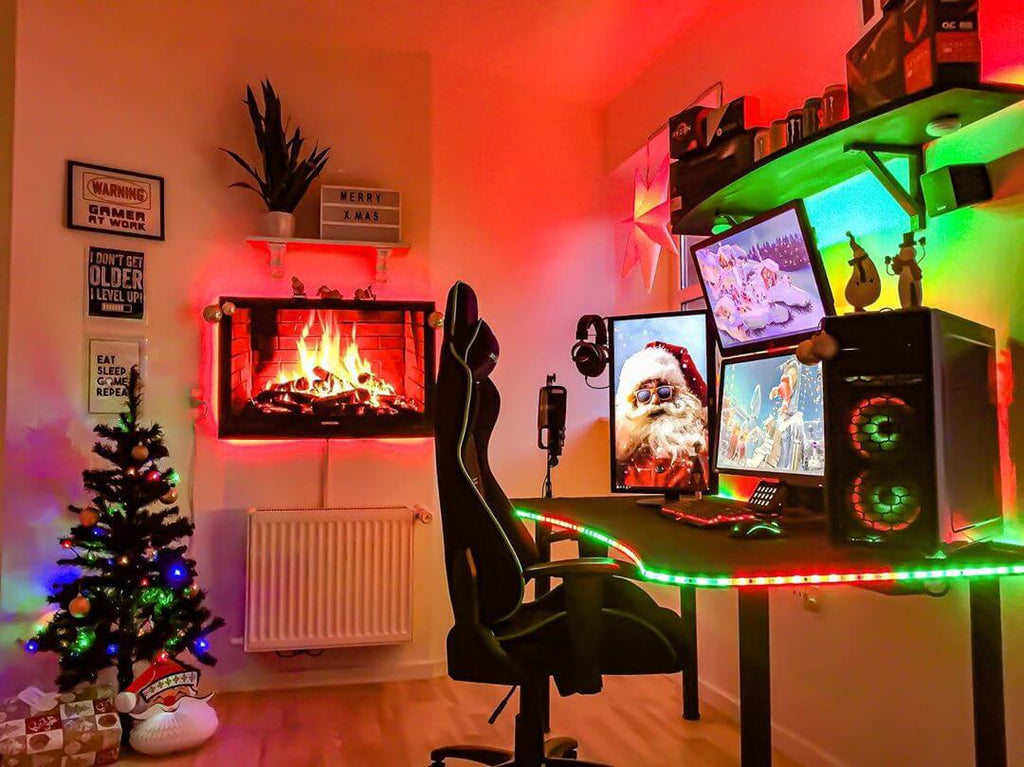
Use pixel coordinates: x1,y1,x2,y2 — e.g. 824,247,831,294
119,674,802,767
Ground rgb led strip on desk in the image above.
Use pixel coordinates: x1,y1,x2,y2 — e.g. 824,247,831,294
515,509,1024,588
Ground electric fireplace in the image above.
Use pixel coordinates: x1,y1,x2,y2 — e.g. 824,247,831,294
218,298,435,439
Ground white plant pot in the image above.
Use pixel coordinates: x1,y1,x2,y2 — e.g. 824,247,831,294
261,211,295,239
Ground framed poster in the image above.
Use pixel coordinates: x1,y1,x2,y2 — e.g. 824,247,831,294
67,161,165,241
88,338,142,414
86,246,145,320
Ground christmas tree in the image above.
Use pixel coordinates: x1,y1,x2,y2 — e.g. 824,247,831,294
24,367,224,692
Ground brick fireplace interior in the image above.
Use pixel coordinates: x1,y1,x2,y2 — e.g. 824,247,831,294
218,299,435,439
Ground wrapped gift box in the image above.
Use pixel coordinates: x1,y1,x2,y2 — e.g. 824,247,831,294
0,686,120,766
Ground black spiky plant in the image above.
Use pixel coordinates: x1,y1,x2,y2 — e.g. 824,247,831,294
23,367,224,692
222,79,331,213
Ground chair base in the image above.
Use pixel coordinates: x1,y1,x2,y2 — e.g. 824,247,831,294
429,735,611,766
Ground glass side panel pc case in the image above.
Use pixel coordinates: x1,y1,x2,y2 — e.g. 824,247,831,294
608,310,717,496
690,200,835,356
717,350,825,487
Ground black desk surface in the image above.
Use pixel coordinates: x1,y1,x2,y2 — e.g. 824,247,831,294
513,496,1024,588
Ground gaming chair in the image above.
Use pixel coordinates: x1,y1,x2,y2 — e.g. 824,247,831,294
430,282,691,767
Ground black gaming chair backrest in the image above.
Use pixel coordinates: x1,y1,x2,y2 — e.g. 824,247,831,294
434,283,537,625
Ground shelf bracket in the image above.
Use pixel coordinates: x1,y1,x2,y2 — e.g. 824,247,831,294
844,142,926,231
374,247,392,284
266,242,287,279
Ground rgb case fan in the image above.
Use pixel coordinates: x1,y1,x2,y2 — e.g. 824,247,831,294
822,309,1002,552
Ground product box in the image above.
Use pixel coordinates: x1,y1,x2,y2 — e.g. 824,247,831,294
668,105,711,159
0,686,121,766
705,96,762,148
846,0,980,116
669,130,758,226
669,96,762,159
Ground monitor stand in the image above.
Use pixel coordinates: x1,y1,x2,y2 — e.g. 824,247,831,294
635,491,681,507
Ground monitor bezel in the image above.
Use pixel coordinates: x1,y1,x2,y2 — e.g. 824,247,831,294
607,309,719,497
689,199,836,358
714,348,825,488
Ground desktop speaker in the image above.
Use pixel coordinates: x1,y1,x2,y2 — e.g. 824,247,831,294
921,164,992,217
822,309,1002,552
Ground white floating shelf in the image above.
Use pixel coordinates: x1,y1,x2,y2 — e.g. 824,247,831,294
245,237,411,282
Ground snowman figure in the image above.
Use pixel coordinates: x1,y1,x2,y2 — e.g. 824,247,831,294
115,655,218,756
844,231,880,312
885,232,926,309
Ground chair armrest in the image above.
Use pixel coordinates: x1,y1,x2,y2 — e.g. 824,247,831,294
523,557,620,581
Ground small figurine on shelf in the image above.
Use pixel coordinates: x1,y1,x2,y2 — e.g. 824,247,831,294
317,284,343,299
354,283,377,302
843,231,880,312
885,232,926,309
291,276,306,297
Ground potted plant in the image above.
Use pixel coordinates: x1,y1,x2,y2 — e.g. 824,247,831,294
222,80,330,238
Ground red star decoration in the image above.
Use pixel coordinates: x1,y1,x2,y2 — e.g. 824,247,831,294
620,153,679,292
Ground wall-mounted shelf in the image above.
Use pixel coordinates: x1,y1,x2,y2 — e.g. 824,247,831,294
246,237,411,282
671,84,1024,235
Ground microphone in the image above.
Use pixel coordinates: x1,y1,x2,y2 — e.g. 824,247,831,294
537,374,567,467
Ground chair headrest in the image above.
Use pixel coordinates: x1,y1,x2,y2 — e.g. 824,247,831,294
444,282,479,340
465,320,499,381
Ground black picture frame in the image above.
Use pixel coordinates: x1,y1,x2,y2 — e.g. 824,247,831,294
688,199,835,358
607,308,719,497
66,161,166,241
714,348,825,488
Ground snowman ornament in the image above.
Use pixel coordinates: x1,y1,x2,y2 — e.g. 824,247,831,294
115,655,218,755
885,232,926,309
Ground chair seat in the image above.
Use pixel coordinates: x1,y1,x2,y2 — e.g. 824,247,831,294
494,576,686,682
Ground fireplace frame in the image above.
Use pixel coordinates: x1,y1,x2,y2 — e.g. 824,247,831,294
217,297,436,440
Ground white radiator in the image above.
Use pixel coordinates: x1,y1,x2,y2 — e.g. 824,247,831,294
244,506,427,652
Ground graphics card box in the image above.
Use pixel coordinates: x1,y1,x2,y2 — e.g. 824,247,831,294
669,130,758,228
669,96,761,159
847,0,980,116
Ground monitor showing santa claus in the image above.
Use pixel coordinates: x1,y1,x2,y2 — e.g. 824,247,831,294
610,311,713,493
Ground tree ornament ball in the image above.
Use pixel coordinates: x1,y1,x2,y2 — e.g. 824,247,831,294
810,331,839,361
161,488,178,504
69,595,91,618
795,339,818,365
79,508,101,527
145,469,163,483
131,444,150,462
221,301,236,316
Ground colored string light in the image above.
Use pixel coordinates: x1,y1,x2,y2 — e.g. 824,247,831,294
514,509,1024,588
24,639,39,654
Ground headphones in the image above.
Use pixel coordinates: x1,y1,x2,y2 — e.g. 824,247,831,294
571,315,608,379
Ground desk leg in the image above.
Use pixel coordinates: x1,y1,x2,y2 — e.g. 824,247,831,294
680,586,700,721
738,589,771,767
969,578,1006,767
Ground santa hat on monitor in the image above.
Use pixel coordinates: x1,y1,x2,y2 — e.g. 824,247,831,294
619,341,706,402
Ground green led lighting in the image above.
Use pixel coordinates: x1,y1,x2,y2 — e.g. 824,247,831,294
515,509,1024,589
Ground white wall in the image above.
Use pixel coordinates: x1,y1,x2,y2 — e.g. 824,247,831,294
0,1,615,693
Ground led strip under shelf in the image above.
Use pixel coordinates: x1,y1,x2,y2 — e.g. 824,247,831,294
515,509,1024,589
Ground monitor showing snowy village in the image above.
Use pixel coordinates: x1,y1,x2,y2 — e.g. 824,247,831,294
691,204,830,351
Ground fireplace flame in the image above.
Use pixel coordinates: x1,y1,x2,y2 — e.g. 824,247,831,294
272,313,396,406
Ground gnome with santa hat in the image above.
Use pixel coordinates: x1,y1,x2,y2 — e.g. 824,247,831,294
615,341,709,490
115,654,218,755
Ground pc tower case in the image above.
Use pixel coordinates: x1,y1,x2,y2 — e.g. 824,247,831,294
822,309,1002,552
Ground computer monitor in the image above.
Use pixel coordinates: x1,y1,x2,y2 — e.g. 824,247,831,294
690,200,835,356
608,310,717,498
715,350,825,486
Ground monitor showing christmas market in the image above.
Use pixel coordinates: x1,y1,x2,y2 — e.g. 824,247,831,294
691,200,834,356
716,351,825,481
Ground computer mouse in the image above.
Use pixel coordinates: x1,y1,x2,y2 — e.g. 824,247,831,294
729,519,783,539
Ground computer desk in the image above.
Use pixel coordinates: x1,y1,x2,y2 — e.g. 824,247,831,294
513,495,1024,767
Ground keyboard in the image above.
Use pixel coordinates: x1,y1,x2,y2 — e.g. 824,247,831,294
660,496,757,528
